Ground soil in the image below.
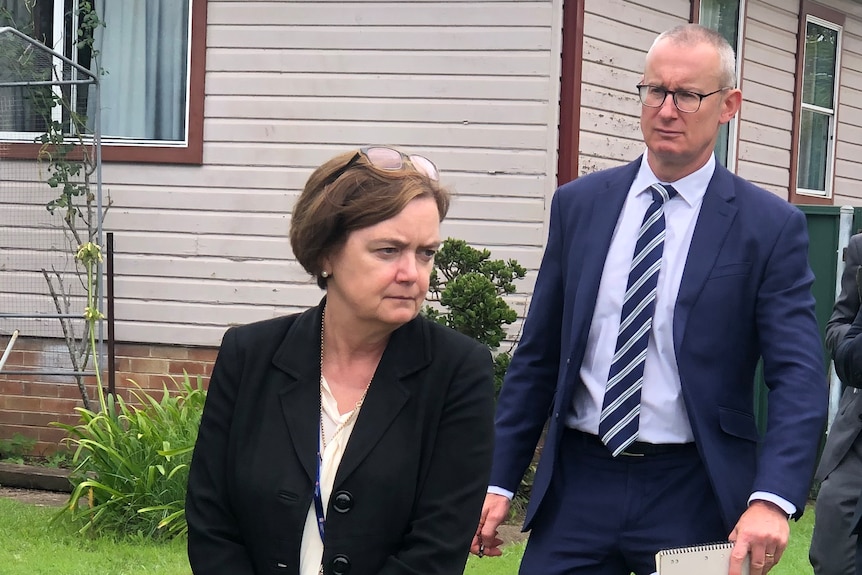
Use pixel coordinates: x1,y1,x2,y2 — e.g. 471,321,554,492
0,486,70,507
498,522,530,545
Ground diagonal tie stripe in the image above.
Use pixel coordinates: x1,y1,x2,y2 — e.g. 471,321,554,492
599,183,677,457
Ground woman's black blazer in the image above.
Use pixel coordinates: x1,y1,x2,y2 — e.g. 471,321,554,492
186,302,496,575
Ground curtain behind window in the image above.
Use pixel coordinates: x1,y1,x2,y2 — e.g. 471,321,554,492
87,0,189,141
0,0,50,132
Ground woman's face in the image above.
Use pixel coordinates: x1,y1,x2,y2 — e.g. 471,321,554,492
323,196,441,331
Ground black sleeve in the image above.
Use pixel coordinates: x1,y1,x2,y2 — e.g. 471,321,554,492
186,328,256,574
826,234,862,355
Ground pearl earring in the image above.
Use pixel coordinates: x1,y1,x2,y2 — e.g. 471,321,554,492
321,271,330,278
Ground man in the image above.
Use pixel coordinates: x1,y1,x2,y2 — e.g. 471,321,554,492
474,24,826,575
810,232,862,575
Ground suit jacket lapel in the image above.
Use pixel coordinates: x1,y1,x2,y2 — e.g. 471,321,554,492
273,303,324,483
270,303,430,487
333,317,429,488
673,164,738,349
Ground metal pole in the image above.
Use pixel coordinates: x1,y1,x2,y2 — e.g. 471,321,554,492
0,330,19,372
827,206,855,431
107,232,115,397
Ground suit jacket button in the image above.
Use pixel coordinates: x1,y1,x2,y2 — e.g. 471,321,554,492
333,491,353,513
331,554,350,575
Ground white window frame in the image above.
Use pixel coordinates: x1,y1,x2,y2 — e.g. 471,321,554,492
796,15,842,198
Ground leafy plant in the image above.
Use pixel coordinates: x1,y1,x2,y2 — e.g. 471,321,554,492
52,373,205,539
0,433,37,463
425,238,526,394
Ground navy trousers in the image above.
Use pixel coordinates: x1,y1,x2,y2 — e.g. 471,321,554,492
519,428,727,575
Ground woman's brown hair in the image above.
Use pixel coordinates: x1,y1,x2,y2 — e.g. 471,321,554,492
289,149,450,288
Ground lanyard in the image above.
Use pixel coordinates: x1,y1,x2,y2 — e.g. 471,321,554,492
314,450,326,542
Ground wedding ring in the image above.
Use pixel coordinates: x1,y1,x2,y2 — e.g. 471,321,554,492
765,553,775,559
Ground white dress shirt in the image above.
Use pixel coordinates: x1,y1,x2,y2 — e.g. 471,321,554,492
299,377,362,575
567,152,711,442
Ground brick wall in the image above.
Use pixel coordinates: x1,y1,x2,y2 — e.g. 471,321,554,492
0,337,217,454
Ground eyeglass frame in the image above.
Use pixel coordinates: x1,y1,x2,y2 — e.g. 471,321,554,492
636,84,731,113
322,146,440,188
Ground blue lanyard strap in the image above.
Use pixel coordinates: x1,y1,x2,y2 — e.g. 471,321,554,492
314,451,326,542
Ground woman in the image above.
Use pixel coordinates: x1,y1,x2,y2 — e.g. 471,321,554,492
186,146,496,575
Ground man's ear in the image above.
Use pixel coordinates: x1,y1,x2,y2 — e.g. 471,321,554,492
720,89,742,125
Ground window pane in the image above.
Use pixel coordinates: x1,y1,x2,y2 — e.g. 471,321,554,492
699,0,740,50
86,0,190,141
0,0,53,133
796,109,830,192
700,0,740,168
802,21,838,109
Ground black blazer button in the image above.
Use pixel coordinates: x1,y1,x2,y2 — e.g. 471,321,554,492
333,491,353,513
331,554,350,575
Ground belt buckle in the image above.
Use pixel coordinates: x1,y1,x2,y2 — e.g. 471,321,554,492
619,450,644,457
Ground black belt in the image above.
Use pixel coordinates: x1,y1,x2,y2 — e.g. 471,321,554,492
568,428,695,457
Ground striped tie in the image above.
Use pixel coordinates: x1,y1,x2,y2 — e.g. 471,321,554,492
599,183,677,457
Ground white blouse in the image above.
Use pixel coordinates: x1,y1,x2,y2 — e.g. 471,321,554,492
299,376,363,575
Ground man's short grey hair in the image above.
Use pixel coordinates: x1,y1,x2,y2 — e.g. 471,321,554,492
650,24,738,88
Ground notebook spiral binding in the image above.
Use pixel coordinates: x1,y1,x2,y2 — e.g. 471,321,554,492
657,541,733,556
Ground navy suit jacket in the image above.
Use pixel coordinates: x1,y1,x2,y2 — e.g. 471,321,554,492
492,157,827,532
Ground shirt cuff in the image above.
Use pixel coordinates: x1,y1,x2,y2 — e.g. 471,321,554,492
748,492,795,517
487,486,514,500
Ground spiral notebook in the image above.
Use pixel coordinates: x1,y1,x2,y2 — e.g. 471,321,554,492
655,541,750,575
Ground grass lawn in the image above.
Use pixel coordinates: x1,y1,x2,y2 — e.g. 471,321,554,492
464,507,817,575
0,496,817,575
0,498,190,575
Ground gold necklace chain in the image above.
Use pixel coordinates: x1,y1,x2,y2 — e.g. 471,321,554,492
319,307,372,454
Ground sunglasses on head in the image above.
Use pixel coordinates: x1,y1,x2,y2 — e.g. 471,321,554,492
325,146,440,186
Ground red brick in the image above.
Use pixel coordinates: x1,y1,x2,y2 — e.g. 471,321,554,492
168,360,207,378
188,347,218,362
23,382,59,398
58,383,89,400
12,338,44,351
0,411,23,425
37,426,68,445
20,411,62,427
0,425,37,441
114,343,151,357
127,357,169,374
0,381,25,395
40,397,79,415
5,396,41,411
157,346,190,360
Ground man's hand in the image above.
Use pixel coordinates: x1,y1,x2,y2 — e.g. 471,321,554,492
470,493,511,557
727,500,790,575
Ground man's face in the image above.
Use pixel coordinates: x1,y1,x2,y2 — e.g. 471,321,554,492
640,38,741,181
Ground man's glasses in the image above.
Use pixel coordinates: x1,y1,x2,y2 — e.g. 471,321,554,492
636,84,730,113
325,146,440,186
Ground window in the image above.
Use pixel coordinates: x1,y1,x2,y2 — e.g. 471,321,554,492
0,0,205,163
796,16,841,197
696,0,744,171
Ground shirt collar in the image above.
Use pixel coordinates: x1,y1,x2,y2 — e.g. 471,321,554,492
632,152,716,207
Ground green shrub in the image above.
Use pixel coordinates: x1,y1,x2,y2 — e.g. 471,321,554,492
52,373,205,539
0,433,37,463
425,238,526,395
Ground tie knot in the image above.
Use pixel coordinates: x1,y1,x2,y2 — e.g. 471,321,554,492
649,183,677,204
